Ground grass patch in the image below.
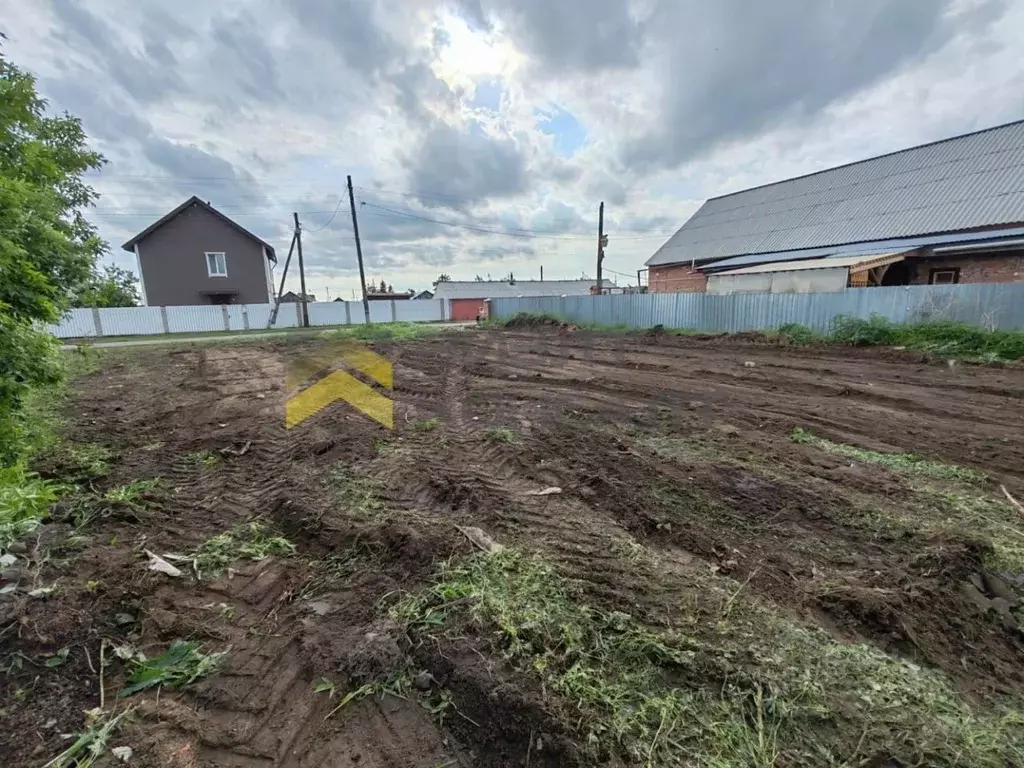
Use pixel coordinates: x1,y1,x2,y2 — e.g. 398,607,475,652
776,315,1024,362
325,322,443,343
42,706,134,768
192,521,295,577
118,640,225,697
185,449,220,468
791,428,985,484
410,417,441,432
330,465,387,513
484,427,518,444
394,548,1024,767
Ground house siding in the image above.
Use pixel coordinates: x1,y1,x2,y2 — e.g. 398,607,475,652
908,251,1024,285
136,203,271,306
649,264,708,293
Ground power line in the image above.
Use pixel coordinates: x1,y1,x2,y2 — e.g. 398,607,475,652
305,196,346,232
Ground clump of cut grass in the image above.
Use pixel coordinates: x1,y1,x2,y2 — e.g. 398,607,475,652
192,521,295,576
330,465,387,513
393,548,1024,766
484,427,517,444
118,640,225,697
185,449,220,468
791,428,985,484
325,667,414,719
60,443,113,481
410,417,441,432
42,706,134,768
104,478,166,509
0,466,62,551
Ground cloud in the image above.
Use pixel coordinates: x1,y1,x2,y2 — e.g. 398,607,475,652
402,121,529,205
3,0,1022,298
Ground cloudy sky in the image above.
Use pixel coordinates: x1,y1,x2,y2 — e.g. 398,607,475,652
3,0,1023,298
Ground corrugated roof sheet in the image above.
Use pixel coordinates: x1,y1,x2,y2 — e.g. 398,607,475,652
714,251,908,276
432,279,615,300
647,120,1024,267
701,225,1024,271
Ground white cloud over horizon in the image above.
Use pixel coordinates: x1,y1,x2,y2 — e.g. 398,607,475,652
2,0,1022,299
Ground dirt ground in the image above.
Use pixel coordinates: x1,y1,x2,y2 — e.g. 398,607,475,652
2,327,1023,767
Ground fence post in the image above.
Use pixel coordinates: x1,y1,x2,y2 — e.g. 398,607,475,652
221,304,230,331
344,302,351,325
91,307,103,337
160,306,170,334
242,305,250,331
391,300,397,323
295,302,302,326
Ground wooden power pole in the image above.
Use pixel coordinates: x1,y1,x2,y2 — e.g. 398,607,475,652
268,230,297,327
596,201,606,294
347,175,372,324
293,212,309,327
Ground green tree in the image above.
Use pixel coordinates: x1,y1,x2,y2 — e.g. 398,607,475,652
0,45,105,465
73,264,140,308
433,273,451,286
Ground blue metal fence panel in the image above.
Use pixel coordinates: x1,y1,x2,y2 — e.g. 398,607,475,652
490,284,1024,332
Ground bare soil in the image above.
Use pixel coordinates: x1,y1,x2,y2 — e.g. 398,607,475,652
2,328,1023,766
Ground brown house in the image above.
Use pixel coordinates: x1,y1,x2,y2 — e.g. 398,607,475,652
647,120,1024,293
122,197,277,306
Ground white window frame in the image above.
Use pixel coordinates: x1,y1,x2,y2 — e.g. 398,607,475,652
206,251,227,277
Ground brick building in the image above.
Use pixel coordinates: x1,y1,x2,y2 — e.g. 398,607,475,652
646,120,1024,294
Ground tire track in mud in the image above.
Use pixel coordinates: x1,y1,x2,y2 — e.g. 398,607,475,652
122,347,469,768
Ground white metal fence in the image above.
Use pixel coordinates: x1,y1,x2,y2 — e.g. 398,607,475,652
47,299,451,339
490,283,1024,333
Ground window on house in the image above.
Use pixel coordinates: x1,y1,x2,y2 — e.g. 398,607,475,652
929,267,960,285
206,252,227,277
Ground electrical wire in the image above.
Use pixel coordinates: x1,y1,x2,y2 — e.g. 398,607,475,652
304,196,346,232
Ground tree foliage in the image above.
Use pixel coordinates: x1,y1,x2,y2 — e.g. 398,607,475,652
0,47,105,466
73,264,140,308
433,273,451,286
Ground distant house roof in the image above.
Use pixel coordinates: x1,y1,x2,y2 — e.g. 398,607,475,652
121,196,277,262
714,251,909,277
279,290,315,302
647,119,1024,269
412,290,434,300
432,279,616,300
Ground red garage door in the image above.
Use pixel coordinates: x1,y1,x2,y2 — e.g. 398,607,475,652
450,298,485,321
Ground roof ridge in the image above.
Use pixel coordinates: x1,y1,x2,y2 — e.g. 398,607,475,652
705,118,1024,203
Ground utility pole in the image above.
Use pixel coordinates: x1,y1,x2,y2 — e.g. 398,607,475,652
347,175,372,324
268,230,297,327
293,212,309,327
596,201,606,295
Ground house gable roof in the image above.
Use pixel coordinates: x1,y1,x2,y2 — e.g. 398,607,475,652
121,196,277,262
647,119,1024,268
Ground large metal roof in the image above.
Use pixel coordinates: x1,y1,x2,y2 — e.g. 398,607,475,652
646,120,1024,268
700,226,1024,272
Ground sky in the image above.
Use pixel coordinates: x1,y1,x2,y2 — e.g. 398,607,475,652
3,0,1023,299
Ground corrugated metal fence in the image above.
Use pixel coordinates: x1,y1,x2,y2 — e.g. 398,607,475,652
47,299,450,339
490,284,1024,332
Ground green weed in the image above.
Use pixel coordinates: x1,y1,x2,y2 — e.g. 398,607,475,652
791,428,985,484
775,323,822,344
192,521,295,577
484,427,518,444
118,640,225,697
0,466,61,551
61,443,113,480
104,478,165,509
393,548,1024,767
325,322,442,344
185,449,220,468
41,706,133,768
411,417,441,432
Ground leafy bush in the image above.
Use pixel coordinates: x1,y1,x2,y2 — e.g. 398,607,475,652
775,323,821,344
